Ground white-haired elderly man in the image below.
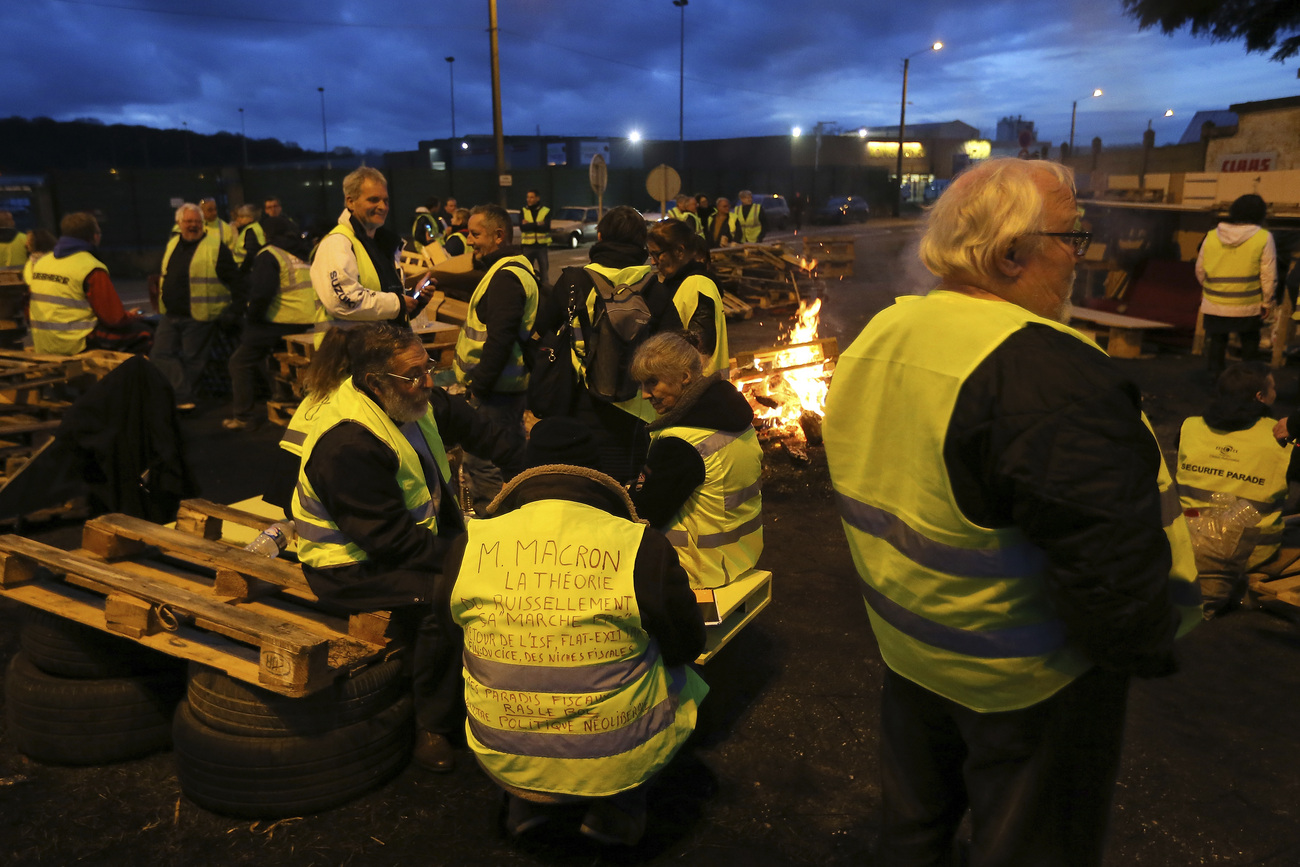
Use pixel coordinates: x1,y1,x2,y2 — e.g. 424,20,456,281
310,166,418,344
151,202,241,411
823,158,1202,866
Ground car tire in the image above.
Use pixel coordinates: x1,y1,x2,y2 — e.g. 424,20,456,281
173,694,414,818
20,607,180,679
186,659,405,737
569,233,580,248
4,652,183,765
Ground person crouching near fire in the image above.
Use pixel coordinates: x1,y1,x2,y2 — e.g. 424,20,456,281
426,417,708,846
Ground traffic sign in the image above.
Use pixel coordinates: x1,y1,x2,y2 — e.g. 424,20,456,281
646,164,681,214
589,154,608,196
498,174,513,187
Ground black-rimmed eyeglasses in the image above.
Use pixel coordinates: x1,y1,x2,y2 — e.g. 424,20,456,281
1031,231,1092,257
385,364,436,386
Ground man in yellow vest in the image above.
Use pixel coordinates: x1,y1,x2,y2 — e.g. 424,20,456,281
1195,194,1276,376
151,202,241,411
456,203,539,514
230,204,263,269
0,211,28,269
27,212,149,355
519,189,552,285
426,417,707,844
734,190,765,243
199,197,234,251
291,322,525,774
223,216,319,430
1177,362,1299,616
823,158,1201,866
707,197,740,247
667,194,703,237
310,167,417,340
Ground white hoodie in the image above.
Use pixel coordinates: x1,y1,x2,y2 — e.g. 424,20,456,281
1196,222,1277,318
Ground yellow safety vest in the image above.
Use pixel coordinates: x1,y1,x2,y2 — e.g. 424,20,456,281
653,422,763,589
0,232,27,268
672,274,730,376
27,251,101,355
1177,416,1291,569
736,203,762,243
233,222,266,266
709,213,740,244
452,487,709,797
411,213,440,254
312,220,385,343
520,205,552,247
823,289,1201,713
160,230,228,321
568,263,657,422
258,246,319,325
292,379,451,570
204,218,230,252
279,391,328,458
454,255,539,394
1200,229,1271,307
667,208,703,237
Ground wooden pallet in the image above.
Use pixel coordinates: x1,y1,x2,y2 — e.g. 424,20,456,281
730,336,839,379
0,512,396,697
266,400,298,428
693,569,772,664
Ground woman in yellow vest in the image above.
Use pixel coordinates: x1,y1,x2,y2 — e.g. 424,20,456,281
647,219,729,376
1195,194,1277,376
432,417,707,845
630,331,763,589
1177,361,1299,617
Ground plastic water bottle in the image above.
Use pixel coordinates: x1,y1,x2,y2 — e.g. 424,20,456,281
243,522,291,558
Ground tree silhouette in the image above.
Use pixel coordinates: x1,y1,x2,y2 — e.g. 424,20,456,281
1121,0,1300,62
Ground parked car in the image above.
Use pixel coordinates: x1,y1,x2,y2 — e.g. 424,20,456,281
747,193,790,230
812,196,870,225
549,206,600,247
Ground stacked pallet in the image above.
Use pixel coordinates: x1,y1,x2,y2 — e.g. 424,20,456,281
801,236,855,279
267,322,462,427
709,242,808,317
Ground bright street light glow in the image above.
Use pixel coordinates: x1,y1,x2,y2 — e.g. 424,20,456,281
460,141,468,150
1164,109,1174,117
791,126,802,137
932,42,943,51
628,130,642,142
1092,88,1103,98
858,127,867,137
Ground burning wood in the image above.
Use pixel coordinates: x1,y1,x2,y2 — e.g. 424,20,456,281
731,299,837,462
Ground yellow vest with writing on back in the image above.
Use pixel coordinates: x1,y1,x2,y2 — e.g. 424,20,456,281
27,251,101,354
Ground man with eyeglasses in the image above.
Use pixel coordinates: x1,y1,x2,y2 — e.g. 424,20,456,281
292,323,525,774
823,158,1200,866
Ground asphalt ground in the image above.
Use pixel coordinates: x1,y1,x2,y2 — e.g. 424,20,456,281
3,220,1300,865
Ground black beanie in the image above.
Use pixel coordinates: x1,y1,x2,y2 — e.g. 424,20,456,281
525,418,598,469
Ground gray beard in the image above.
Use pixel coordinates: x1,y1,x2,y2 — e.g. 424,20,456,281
374,383,429,424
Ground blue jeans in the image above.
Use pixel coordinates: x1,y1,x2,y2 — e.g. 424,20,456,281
462,392,526,516
150,314,216,404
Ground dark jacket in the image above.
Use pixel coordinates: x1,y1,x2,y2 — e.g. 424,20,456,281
300,384,525,611
945,323,1183,677
160,234,241,318
465,246,530,399
632,373,754,528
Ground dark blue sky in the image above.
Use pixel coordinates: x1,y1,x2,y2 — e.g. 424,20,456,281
8,0,1296,158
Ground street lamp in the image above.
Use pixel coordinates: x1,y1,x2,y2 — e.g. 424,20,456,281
791,126,802,138
1139,109,1175,190
488,0,507,207
317,87,329,166
628,130,642,143
1068,88,1103,155
445,56,456,138
673,0,688,171
238,107,247,168
894,41,943,217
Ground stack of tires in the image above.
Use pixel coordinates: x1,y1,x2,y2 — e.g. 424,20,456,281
173,659,414,817
5,608,185,765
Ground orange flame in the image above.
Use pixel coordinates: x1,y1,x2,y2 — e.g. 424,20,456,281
736,299,831,445
797,256,819,273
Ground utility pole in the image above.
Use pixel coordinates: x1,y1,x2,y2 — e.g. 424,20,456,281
489,0,507,207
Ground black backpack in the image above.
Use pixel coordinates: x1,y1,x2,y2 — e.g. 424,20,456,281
575,267,660,403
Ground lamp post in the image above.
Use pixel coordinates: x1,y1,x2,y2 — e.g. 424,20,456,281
894,41,942,218
673,0,688,172
238,107,247,168
1068,88,1103,155
488,0,507,207
445,57,457,138
182,121,191,168
317,87,329,168
1139,109,1174,190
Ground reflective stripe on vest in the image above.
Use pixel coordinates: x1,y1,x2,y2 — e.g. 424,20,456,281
655,422,763,589
233,222,266,266
27,251,102,354
1200,229,1270,306
736,203,762,242
291,379,450,569
1177,415,1291,568
161,230,228,321
259,246,319,325
279,392,328,457
671,274,730,376
520,205,551,246
453,255,539,393
312,221,383,338
823,289,1201,713
452,496,708,796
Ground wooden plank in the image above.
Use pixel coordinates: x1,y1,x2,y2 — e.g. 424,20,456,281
82,513,314,596
177,498,285,537
1069,308,1173,330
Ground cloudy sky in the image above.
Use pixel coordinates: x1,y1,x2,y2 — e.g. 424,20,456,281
8,0,1297,155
